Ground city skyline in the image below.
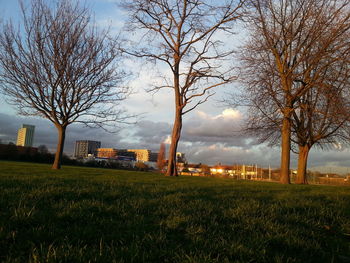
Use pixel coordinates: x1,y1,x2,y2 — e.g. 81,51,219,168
0,0,349,174
1,113,350,174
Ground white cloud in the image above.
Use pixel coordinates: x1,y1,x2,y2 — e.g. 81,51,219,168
219,108,242,119
181,108,254,148
183,143,261,166
164,135,172,144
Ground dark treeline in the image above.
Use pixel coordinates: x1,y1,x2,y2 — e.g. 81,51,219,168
0,144,75,165
0,144,151,171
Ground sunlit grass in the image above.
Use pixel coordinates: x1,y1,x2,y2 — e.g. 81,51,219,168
0,161,349,262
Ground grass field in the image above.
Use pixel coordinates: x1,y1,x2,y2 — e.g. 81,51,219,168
0,161,349,263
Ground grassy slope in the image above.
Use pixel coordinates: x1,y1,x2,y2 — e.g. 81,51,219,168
0,161,349,263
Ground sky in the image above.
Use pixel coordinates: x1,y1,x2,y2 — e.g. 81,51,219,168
0,0,350,174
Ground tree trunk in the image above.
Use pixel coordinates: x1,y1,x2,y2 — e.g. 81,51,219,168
295,144,310,184
280,115,291,184
166,108,182,176
52,125,66,170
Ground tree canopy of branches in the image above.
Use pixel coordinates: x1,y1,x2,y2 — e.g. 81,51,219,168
122,0,245,176
239,0,350,183
0,0,129,169
291,61,350,184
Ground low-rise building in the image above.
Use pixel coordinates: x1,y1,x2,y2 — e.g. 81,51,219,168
127,149,151,162
97,148,117,158
210,165,234,176
176,152,186,163
210,164,265,179
149,152,159,162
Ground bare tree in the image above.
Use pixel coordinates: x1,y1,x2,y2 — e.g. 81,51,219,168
122,0,244,176
239,0,350,183
157,142,166,172
240,67,350,184
291,61,350,184
0,0,129,169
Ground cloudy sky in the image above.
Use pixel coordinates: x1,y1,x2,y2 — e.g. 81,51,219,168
1,0,349,173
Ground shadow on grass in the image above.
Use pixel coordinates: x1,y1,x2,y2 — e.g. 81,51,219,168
0,161,349,262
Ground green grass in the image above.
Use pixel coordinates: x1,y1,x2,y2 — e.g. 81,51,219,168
0,161,349,263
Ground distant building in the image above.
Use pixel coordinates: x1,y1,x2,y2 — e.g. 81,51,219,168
116,149,136,160
96,148,117,158
127,149,151,162
176,152,186,163
74,140,101,158
149,152,158,162
16,124,35,147
209,164,265,179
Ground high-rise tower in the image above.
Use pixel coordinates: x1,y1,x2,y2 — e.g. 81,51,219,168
16,124,35,147
74,140,101,158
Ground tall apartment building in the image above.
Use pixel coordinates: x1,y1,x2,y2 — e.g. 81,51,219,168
127,149,151,162
16,124,35,147
74,140,101,158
